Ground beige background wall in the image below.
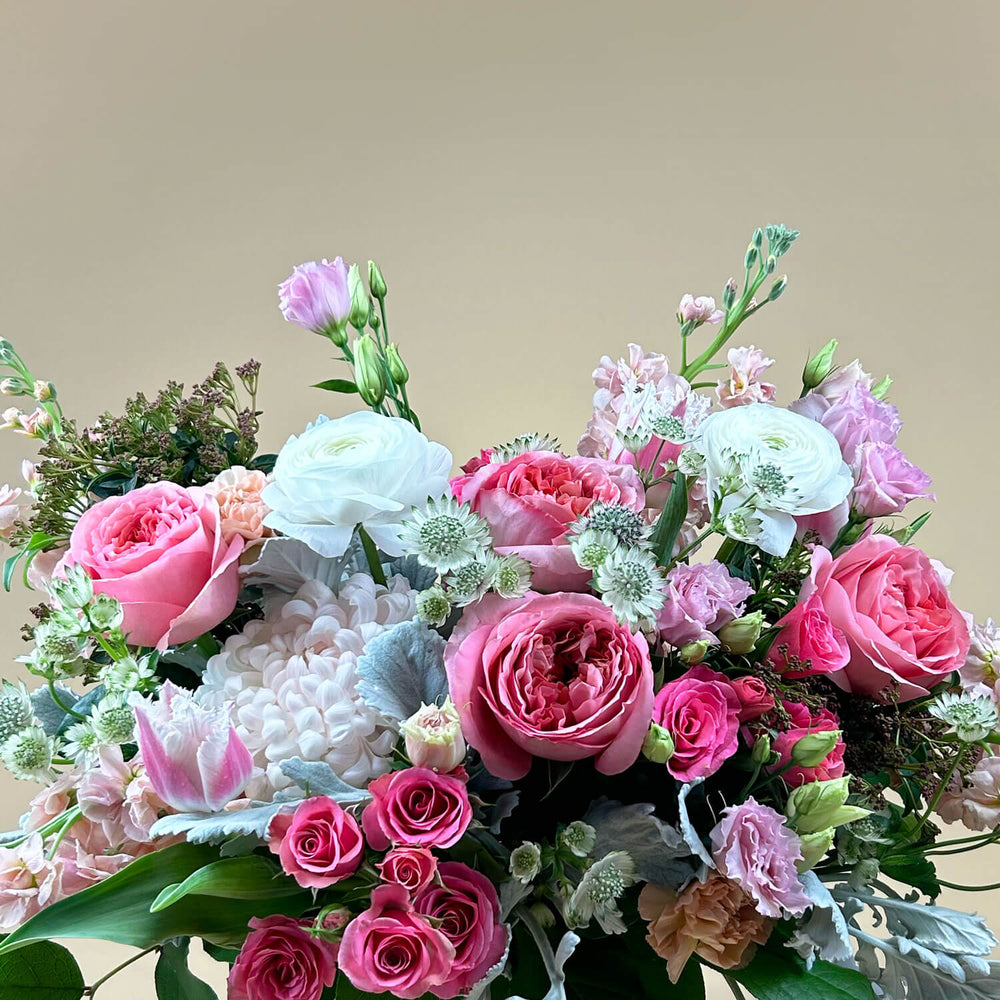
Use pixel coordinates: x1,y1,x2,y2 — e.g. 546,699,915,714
1,2,998,996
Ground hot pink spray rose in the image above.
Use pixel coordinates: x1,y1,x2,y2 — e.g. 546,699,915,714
797,537,970,700
268,797,364,889
769,701,845,787
362,767,472,850
767,590,850,679
339,884,456,1000
413,862,508,998
59,482,243,650
445,592,654,780
229,915,338,1000
710,798,811,919
377,847,439,893
453,451,644,591
730,676,775,723
656,562,753,648
652,666,741,781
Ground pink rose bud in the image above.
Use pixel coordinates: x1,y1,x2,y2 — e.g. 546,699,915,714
133,681,253,813
268,797,364,889
377,846,439,893
400,699,467,772
730,676,775,723
278,258,352,336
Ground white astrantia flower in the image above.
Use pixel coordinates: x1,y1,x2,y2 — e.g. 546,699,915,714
570,502,651,549
594,548,667,625
398,496,492,573
262,411,453,559
415,585,452,627
62,720,100,767
569,529,621,571
90,693,137,746
197,574,415,800
491,553,533,599
1,725,56,782
929,691,1000,743
567,851,637,935
445,559,493,607
695,403,852,557
0,681,34,745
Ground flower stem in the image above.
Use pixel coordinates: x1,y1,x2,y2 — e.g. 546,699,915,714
48,678,85,721
914,751,963,835
86,946,158,996
358,527,387,587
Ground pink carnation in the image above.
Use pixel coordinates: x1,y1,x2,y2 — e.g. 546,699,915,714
710,798,811,919
716,346,777,408
769,701,845,787
652,666,741,781
454,451,644,592
656,562,753,648
445,592,654,780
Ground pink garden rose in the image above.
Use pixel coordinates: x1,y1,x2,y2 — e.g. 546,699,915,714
445,592,654,780
767,590,850,679
59,482,243,650
362,767,472,850
269,797,364,889
339,884,456,1000
229,915,338,1000
413,862,508,998
377,847,439,893
710,798,811,919
730,676,775,723
652,666,741,781
657,562,753,648
770,701,845,787
797,537,970,701
454,451,644,591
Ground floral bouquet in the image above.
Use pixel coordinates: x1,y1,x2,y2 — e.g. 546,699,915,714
0,228,997,1000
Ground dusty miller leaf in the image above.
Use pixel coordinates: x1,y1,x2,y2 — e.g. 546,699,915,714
278,758,372,803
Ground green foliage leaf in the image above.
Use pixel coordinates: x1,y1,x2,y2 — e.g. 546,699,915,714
154,939,219,1000
0,940,84,999
0,842,310,955
727,950,876,1000
151,855,301,912
313,379,360,394
649,472,688,565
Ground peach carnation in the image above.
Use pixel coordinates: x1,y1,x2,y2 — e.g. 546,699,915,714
638,875,774,984
205,466,273,543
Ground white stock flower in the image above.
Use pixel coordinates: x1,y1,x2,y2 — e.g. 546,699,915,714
262,412,453,558
197,574,416,800
695,403,852,556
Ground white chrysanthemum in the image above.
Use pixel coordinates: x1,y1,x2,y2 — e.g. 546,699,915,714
929,691,1000,743
398,496,491,573
197,574,417,800
594,548,667,625
695,403,852,557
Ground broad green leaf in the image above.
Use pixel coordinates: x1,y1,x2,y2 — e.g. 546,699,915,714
0,842,310,955
313,379,359,394
649,473,688,565
151,855,300,912
0,940,84,999
727,950,876,1000
154,939,218,1000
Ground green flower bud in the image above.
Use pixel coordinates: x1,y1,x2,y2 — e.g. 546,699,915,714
718,611,765,655
752,734,772,765
510,841,543,883
354,335,386,407
871,374,893,400
765,254,777,274
528,902,556,929
796,828,835,872
744,243,758,270
722,277,738,311
385,343,409,385
785,776,870,835
33,380,54,402
678,639,711,665
790,729,842,768
50,565,94,609
348,264,371,330
768,275,788,301
802,339,839,390
642,723,675,765
752,228,764,250
87,593,124,632
367,260,387,300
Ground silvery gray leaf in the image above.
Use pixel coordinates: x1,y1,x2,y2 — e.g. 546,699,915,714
465,925,512,1000
239,536,360,597
30,684,79,736
55,685,105,735
500,880,533,921
585,799,699,888
356,620,449,723
386,555,439,592
278,758,372,802
786,872,857,971
508,907,580,1000
677,779,715,872
487,790,520,834
150,801,295,843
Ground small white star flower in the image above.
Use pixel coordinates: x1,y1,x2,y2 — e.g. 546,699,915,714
567,851,637,935
399,496,492,574
594,548,666,625
930,691,999,743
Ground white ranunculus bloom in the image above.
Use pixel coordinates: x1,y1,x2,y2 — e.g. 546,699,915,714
694,403,852,557
261,411,453,558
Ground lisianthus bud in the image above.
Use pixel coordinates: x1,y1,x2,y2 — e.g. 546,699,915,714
367,260,387,300
785,776,870,835
642,723,675,764
718,611,765,654
802,339,838,390
385,344,409,385
354,335,386,407
752,734,772,765
871,374,893,400
789,729,842,768
400,698,467,772
678,639,711,665
796,829,835,872
348,264,371,330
